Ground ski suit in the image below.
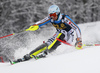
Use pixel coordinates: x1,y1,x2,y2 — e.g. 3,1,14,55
29,13,81,58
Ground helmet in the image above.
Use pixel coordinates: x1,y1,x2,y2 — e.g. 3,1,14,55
48,5,60,15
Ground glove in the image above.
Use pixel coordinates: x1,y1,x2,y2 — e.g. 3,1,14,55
26,24,39,31
75,38,82,49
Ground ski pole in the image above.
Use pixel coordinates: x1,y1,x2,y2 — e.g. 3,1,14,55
0,29,28,39
0,25,39,39
83,44,100,46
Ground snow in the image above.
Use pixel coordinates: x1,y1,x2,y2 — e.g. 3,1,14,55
0,21,100,73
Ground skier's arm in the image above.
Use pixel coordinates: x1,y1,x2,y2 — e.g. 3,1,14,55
26,17,51,31
64,15,82,48
35,17,51,27
64,15,81,38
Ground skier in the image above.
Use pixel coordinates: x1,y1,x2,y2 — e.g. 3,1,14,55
13,5,82,63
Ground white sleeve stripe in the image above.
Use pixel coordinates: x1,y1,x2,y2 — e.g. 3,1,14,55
35,17,50,25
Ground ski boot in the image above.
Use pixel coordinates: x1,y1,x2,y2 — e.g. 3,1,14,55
36,51,48,59
11,54,31,64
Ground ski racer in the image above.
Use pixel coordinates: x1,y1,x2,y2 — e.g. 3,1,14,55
13,5,82,63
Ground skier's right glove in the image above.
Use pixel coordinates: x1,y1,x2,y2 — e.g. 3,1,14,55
26,24,39,31
75,38,83,49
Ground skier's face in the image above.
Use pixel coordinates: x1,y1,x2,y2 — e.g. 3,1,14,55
49,13,58,20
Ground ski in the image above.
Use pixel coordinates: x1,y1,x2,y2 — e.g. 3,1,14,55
8,57,40,65
9,59,18,65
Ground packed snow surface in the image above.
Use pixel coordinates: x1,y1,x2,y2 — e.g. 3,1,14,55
0,21,100,73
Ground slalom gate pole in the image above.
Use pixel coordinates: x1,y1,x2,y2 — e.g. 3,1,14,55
56,38,82,50
56,38,73,46
0,56,4,63
56,38,100,47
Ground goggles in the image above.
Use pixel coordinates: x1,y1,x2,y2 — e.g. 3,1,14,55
49,13,57,18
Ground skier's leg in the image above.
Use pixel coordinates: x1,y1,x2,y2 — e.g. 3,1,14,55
13,43,48,62
29,43,48,58
28,32,65,60
46,32,65,53
56,29,74,45
64,29,74,44
13,32,65,62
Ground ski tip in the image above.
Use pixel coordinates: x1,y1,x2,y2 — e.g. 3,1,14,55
9,59,14,65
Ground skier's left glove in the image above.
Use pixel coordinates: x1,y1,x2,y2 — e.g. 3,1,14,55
75,38,82,49
26,24,39,31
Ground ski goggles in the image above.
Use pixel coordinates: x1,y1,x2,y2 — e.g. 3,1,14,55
49,13,57,18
